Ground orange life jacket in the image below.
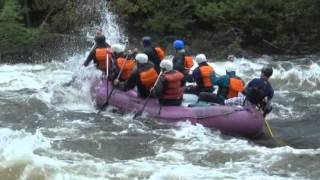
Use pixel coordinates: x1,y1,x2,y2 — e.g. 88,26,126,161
161,71,184,99
139,67,158,90
184,55,193,69
199,65,214,87
228,77,245,98
95,48,112,70
155,47,165,60
116,57,136,81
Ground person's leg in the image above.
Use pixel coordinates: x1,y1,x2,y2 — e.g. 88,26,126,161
159,98,182,106
184,85,200,95
198,92,224,104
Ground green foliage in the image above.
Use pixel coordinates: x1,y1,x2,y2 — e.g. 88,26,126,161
110,0,320,50
30,0,83,32
0,0,39,45
110,0,197,35
0,0,21,22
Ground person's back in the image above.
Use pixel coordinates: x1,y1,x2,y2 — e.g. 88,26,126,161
214,65,244,100
83,35,112,73
185,54,214,95
244,74,274,107
110,44,136,82
141,36,162,72
155,60,185,106
172,40,193,75
116,53,158,98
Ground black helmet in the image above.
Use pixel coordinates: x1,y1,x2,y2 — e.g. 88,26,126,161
94,35,106,44
261,66,273,78
142,36,152,46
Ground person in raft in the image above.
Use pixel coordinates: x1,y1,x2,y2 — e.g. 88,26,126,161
154,60,185,106
140,36,165,73
184,54,215,95
114,53,159,98
172,39,193,76
198,63,245,104
224,66,274,116
109,44,136,82
83,27,112,74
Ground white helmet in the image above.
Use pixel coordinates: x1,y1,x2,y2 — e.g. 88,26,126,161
195,54,207,64
160,59,173,71
111,44,125,53
226,63,236,73
135,53,148,64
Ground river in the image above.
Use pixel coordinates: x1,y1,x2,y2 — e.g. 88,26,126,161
0,1,320,180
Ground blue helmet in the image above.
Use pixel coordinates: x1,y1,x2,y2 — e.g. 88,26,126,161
142,36,152,46
173,40,184,49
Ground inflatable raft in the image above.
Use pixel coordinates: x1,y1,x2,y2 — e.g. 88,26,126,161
91,79,264,138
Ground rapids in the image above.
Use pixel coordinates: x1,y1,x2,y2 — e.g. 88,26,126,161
0,1,320,179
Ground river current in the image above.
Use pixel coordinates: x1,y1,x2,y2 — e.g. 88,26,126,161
0,1,320,180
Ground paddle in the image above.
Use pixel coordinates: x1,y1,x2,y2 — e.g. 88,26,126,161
133,71,163,119
105,52,110,106
63,42,96,87
99,54,129,110
264,117,287,146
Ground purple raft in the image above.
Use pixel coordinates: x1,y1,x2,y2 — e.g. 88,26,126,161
91,79,264,138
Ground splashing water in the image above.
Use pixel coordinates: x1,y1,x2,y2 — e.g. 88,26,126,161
0,1,320,179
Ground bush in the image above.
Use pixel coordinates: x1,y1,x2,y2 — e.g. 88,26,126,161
109,0,320,52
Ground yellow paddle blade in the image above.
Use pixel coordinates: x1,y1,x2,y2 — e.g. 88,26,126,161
264,118,287,146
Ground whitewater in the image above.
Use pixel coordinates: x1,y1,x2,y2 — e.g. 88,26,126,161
0,1,320,179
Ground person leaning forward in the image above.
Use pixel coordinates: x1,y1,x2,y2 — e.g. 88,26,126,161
114,53,159,98
109,44,136,82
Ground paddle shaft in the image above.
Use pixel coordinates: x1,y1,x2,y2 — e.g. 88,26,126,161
64,43,96,87
134,71,163,118
264,118,274,137
264,117,287,146
100,55,129,110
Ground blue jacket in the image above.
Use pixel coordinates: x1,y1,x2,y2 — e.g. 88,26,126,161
245,78,274,100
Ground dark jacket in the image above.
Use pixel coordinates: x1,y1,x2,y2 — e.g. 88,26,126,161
243,77,274,104
172,49,186,74
83,35,111,67
188,62,214,93
142,45,161,73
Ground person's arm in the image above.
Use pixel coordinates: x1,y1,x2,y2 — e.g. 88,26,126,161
154,76,165,97
119,69,139,91
211,72,219,84
83,50,95,66
181,75,186,87
266,83,274,100
243,79,254,95
173,53,185,72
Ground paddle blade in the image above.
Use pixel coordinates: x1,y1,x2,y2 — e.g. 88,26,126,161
264,118,287,146
133,111,142,119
